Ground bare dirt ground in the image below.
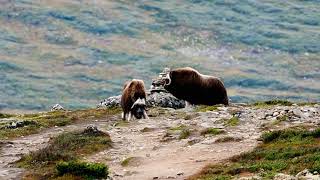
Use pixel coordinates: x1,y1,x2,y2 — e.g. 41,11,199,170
0,104,319,180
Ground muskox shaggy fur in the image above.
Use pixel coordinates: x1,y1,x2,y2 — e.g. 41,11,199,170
121,79,148,121
164,67,229,106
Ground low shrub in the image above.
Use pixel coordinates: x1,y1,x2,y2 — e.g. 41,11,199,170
56,161,108,179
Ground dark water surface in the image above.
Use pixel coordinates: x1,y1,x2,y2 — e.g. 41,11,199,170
0,0,319,111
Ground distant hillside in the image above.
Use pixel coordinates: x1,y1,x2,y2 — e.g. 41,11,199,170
0,0,319,111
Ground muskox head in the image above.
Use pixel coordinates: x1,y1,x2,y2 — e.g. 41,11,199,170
131,98,147,119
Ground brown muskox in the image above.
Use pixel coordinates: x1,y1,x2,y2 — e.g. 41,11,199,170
121,79,148,121
163,67,229,106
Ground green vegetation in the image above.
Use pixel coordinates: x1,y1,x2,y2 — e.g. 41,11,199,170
253,100,293,107
162,125,193,141
272,115,289,125
196,105,219,112
224,117,240,126
0,113,15,118
17,129,112,179
297,102,318,106
170,125,187,131
189,127,320,180
0,108,121,140
179,129,191,139
121,157,135,167
56,161,108,179
200,128,225,136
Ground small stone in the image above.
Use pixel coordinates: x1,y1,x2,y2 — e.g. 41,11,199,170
177,172,184,176
292,109,304,118
153,177,159,179
296,169,309,177
273,112,279,117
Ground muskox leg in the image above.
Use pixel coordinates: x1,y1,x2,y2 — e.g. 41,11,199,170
143,111,149,119
185,101,194,108
126,112,132,121
121,112,125,120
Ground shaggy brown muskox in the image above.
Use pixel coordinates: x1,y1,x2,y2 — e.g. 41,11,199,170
121,79,148,121
164,67,229,106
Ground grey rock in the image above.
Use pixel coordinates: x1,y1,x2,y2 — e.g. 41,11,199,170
296,169,320,179
292,109,304,118
2,120,37,129
273,112,280,117
274,173,296,180
147,92,185,109
97,95,121,108
51,104,65,111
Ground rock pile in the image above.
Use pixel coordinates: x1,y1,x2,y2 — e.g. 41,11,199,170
150,68,170,93
97,68,186,109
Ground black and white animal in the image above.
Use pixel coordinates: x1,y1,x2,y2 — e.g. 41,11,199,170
121,79,148,121
163,67,229,106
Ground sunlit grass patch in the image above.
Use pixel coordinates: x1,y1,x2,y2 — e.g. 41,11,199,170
253,100,293,107
0,108,121,140
189,127,320,180
196,105,219,112
17,128,111,179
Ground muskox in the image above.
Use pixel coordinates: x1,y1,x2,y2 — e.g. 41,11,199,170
163,67,229,106
121,79,148,121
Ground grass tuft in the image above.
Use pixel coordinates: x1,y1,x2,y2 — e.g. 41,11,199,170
200,128,225,136
121,157,135,167
0,108,121,140
224,117,240,126
56,161,108,179
215,136,242,143
196,105,219,112
179,129,191,139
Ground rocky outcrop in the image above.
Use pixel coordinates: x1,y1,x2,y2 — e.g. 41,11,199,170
97,68,185,109
97,93,185,109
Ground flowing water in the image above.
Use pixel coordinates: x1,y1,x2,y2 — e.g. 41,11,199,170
0,0,319,111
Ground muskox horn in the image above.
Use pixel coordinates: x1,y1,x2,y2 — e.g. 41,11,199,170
164,73,171,86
